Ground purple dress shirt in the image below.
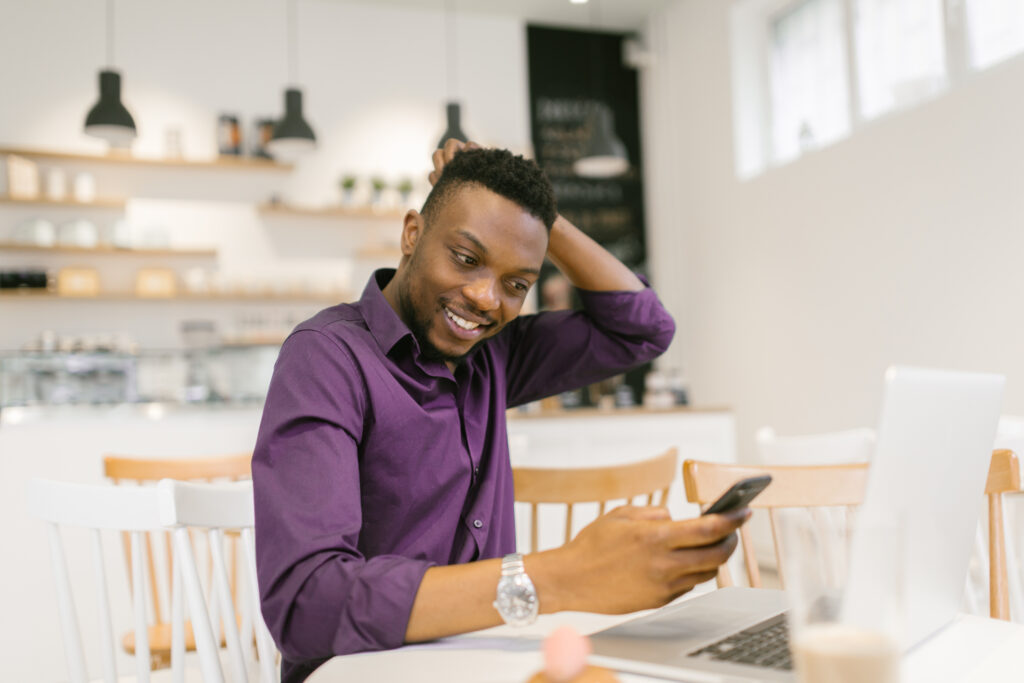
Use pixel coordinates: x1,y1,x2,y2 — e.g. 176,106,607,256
252,269,675,682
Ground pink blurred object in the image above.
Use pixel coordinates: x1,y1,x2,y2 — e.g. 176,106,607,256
543,626,592,681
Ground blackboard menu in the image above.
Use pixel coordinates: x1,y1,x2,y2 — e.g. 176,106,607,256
527,25,650,405
527,25,647,275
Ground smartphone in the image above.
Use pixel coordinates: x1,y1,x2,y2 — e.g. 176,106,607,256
701,474,772,515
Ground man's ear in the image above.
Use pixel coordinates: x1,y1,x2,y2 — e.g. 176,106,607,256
400,210,423,256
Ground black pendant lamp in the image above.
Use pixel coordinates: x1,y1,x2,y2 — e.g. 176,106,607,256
437,102,467,148
573,4,629,178
267,0,316,161
436,0,470,148
84,0,136,148
573,104,629,178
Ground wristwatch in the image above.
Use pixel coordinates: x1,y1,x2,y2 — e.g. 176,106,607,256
492,553,539,627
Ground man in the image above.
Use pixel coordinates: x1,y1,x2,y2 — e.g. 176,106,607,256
253,141,749,682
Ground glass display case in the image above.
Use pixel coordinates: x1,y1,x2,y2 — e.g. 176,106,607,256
0,344,280,408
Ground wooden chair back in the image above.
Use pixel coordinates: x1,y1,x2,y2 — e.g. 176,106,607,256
157,479,278,683
683,459,870,589
513,447,678,553
102,452,252,669
683,451,1021,620
104,453,253,482
28,478,169,683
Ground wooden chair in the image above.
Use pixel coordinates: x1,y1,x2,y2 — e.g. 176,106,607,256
683,450,1022,620
749,427,876,569
103,453,252,669
157,479,278,683
986,449,1021,620
28,478,175,683
512,447,678,553
682,458,869,590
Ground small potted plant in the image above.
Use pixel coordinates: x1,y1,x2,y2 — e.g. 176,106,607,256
396,178,414,206
339,175,357,205
370,176,387,206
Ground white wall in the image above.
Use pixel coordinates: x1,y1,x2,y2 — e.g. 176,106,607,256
642,0,1024,460
0,0,530,351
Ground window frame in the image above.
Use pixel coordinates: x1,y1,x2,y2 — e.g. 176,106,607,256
730,0,997,179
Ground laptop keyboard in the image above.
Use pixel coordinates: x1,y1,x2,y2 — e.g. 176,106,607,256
688,613,793,671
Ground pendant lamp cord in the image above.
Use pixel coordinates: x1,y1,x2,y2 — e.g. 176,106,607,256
445,0,457,100
106,0,115,67
588,0,600,114
288,0,298,85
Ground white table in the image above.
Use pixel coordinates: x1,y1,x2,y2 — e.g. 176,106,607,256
308,607,1024,683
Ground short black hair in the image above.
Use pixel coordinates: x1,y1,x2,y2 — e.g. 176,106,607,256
421,148,558,230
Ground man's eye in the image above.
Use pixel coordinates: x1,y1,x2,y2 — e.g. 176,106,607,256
453,251,477,266
508,280,529,295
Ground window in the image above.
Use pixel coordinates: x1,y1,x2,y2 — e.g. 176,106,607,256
965,0,1024,70
730,0,1024,178
769,0,851,163
853,0,946,120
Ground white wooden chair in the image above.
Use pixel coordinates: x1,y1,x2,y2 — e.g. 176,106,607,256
157,479,278,683
29,478,277,683
102,453,253,670
28,478,172,683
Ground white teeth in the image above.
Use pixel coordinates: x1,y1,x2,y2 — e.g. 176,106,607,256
446,308,480,330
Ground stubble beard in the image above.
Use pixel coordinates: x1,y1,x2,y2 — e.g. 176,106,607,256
397,261,476,367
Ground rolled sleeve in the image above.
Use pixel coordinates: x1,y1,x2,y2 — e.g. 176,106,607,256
252,329,433,661
501,276,676,406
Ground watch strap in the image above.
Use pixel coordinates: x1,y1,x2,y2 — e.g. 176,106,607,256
500,552,526,577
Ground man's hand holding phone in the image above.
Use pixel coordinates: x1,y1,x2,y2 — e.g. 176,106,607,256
534,504,751,616
532,475,772,617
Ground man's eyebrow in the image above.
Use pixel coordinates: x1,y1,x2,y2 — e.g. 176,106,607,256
456,229,488,255
455,229,540,276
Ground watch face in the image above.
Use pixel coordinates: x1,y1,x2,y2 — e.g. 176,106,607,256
496,574,538,626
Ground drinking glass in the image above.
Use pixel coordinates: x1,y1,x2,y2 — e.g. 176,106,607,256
776,507,905,683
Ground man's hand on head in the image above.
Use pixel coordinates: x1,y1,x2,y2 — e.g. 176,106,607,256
430,138,481,186
530,505,749,615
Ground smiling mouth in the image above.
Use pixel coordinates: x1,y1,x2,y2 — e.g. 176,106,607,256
445,306,485,331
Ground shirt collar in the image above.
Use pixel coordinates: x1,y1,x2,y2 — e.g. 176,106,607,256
358,269,415,356
358,268,478,379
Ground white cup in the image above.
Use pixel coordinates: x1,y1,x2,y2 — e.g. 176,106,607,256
45,168,68,201
73,172,97,203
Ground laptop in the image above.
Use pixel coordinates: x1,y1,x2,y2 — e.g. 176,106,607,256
589,366,1005,682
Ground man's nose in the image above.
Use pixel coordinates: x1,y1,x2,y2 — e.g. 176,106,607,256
463,275,500,312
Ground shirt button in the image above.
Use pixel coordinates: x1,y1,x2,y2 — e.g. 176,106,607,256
473,466,480,477
473,519,483,528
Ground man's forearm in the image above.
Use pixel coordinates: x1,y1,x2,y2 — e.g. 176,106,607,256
404,551,567,643
404,506,748,644
546,214,644,293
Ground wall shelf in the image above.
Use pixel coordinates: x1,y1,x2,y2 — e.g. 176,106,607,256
0,290,343,303
0,147,292,172
220,334,289,347
0,196,126,209
0,242,216,257
257,203,406,220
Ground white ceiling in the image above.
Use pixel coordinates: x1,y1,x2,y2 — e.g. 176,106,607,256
338,0,669,31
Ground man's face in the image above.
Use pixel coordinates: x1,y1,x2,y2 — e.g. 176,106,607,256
394,184,549,365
